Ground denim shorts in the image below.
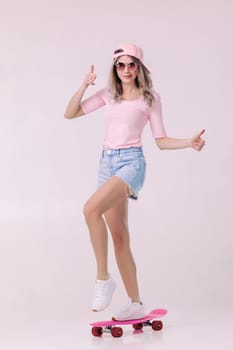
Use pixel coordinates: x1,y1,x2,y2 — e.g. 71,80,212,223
97,147,146,200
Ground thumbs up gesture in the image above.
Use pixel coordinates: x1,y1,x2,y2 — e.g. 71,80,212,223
84,64,96,87
191,129,206,151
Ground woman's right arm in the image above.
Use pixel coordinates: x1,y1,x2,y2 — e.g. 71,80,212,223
64,65,96,119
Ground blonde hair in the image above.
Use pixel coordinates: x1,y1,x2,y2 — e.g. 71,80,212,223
108,57,154,106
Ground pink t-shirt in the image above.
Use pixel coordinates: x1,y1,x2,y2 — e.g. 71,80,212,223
80,87,166,149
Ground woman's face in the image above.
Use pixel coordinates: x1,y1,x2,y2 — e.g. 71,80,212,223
115,55,138,84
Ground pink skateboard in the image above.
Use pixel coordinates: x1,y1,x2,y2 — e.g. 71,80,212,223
90,308,168,338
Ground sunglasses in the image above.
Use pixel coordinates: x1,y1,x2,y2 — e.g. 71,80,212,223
114,61,137,71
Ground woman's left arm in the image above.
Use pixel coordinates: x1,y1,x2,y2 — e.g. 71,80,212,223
155,129,205,151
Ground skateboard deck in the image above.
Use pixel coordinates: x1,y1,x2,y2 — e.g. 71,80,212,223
91,308,168,337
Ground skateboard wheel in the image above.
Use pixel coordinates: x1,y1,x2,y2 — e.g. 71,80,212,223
152,320,163,331
133,323,143,330
111,327,123,338
92,326,103,337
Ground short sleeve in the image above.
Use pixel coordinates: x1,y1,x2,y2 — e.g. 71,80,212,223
80,88,107,114
148,93,167,138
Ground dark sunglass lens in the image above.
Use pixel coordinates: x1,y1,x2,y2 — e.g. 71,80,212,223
129,62,136,69
117,62,125,70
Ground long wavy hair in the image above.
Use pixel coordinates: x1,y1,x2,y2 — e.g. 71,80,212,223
108,56,154,107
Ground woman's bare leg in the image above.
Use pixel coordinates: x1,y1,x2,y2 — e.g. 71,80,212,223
83,176,128,280
104,200,141,302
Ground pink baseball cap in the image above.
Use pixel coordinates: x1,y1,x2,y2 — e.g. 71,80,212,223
113,43,150,72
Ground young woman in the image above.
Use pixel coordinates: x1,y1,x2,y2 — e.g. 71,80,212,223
64,43,205,321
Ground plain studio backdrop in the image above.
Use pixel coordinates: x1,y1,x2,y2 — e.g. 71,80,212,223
1,0,233,336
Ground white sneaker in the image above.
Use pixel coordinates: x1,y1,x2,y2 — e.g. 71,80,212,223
92,276,116,312
113,299,146,321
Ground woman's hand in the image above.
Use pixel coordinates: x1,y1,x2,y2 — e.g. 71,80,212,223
84,64,96,87
191,129,205,151
64,65,97,119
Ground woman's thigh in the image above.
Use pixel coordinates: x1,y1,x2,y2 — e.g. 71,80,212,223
84,176,128,218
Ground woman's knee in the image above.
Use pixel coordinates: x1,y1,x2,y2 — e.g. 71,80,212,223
112,229,130,252
83,200,99,223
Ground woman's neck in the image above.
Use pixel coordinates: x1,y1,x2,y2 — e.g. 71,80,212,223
121,84,142,100
121,82,137,93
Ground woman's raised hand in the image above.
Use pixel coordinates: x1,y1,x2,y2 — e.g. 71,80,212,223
191,129,206,151
84,64,96,87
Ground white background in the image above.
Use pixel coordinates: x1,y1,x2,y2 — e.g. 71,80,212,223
1,0,233,342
